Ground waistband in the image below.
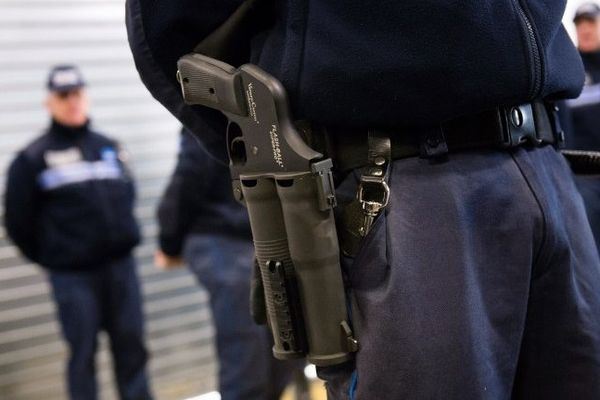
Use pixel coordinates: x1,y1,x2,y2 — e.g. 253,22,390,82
303,101,564,172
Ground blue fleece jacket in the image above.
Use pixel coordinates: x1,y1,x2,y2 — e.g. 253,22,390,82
4,120,140,271
126,0,584,158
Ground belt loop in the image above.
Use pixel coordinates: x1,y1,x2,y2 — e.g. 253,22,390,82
367,130,392,176
419,126,448,158
546,102,566,149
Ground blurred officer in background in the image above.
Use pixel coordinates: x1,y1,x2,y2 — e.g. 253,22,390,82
3,65,153,400
126,1,600,399
156,128,303,400
561,2,600,251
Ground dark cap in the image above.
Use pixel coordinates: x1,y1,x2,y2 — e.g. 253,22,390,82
574,2,600,23
47,65,86,92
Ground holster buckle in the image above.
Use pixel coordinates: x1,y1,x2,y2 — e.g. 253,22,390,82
357,178,390,210
357,177,390,236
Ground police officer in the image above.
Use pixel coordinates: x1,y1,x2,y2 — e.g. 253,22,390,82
155,128,302,400
561,2,600,251
4,65,153,400
125,2,600,399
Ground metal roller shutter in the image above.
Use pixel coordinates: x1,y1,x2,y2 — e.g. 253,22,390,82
0,1,217,398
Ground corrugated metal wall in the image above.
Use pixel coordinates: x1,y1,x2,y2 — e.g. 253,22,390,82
0,1,218,399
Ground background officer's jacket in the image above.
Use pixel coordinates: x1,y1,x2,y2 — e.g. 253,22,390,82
561,50,600,251
125,0,584,158
4,120,140,271
157,129,251,257
564,50,600,149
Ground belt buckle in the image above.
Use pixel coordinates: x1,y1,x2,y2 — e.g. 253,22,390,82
500,103,542,148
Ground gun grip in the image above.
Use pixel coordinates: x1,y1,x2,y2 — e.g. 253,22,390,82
177,53,247,116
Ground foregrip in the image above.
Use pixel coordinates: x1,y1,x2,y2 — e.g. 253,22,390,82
241,177,306,359
277,174,352,366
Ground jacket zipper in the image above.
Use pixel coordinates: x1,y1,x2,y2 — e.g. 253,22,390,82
78,137,116,245
512,0,543,98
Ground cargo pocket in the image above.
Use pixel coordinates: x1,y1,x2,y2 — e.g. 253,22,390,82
321,169,392,399
326,210,389,400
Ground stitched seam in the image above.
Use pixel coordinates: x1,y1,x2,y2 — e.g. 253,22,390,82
509,151,549,270
509,274,537,398
507,150,547,397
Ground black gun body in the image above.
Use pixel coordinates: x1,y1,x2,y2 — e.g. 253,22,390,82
177,54,355,366
241,177,306,359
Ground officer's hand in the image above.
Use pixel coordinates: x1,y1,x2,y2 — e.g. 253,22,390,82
154,250,184,270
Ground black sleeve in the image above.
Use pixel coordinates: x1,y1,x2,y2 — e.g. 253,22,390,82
126,0,243,163
3,153,41,263
125,0,274,162
157,130,214,256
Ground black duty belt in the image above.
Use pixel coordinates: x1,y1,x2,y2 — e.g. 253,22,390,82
307,101,564,173
302,100,565,257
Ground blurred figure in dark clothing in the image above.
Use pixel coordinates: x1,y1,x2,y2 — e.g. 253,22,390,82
562,2,600,251
156,128,302,400
3,65,152,400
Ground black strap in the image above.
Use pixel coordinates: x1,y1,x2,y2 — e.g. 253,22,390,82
322,101,563,172
356,131,391,236
339,131,392,257
562,150,600,175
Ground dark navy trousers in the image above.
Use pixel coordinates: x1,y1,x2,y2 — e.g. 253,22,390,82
49,256,152,400
183,234,302,400
320,145,600,399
